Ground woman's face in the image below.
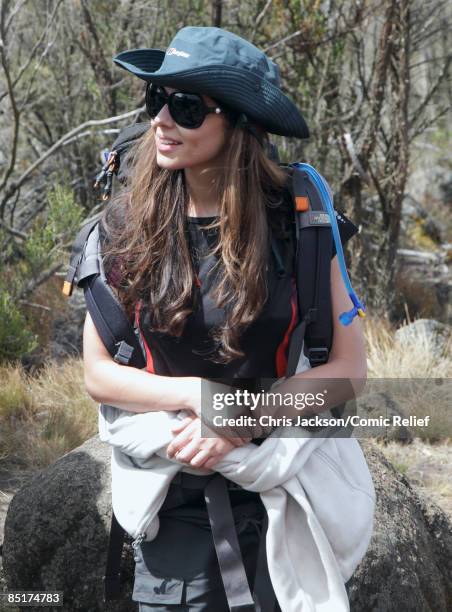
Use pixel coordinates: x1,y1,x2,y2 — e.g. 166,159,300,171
151,86,229,171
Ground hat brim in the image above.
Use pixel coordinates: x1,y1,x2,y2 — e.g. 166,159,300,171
113,49,309,139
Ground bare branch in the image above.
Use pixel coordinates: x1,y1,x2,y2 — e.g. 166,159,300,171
263,30,303,54
360,0,397,163
18,261,63,300
0,217,27,239
211,0,222,27
341,133,371,184
59,127,121,147
264,1,386,57
0,11,21,212
409,53,452,128
4,0,29,34
0,107,143,213
18,36,57,113
409,105,450,141
18,300,51,312
409,54,451,70
250,0,272,43
79,0,116,113
0,0,63,105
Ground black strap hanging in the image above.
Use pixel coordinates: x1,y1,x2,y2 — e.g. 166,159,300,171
204,474,257,611
252,513,278,612
103,512,125,601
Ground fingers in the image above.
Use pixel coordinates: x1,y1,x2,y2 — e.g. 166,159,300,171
228,435,252,447
203,455,222,470
167,419,197,458
174,437,206,463
170,416,193,433
178,446,225,470
186,449,211,468
167,413,240,468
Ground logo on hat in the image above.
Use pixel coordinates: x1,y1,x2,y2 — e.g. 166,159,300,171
167,47,190,58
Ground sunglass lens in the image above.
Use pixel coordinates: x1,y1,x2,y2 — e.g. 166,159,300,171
170,92,206,128
146,85,167,117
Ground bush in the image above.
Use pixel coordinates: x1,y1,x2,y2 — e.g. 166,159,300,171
24,184,83,276
0,288,38,361
0,185,84,364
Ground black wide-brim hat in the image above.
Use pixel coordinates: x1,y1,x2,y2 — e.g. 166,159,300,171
113,26,309,139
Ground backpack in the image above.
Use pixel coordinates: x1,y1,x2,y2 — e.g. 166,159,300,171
64,122,364,374
62,123,365,606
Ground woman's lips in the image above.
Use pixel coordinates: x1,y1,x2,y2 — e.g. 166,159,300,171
157,137,182,153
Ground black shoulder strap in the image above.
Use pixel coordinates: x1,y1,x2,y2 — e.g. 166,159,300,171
62,221,146,369
62,216,101,297
284,165,348,424
284,165,333,375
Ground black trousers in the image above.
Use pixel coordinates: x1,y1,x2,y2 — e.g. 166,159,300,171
132,475,281,611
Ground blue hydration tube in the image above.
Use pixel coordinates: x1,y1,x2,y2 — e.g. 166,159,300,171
291,163,366,326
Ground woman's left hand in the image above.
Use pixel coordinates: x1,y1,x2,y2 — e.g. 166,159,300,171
167,414,251,470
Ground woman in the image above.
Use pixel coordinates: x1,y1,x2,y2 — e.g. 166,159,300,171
83,26,367,611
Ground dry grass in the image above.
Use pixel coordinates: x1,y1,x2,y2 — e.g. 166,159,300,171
0,358,97,471
362,315,451,441
362,316,451,516
364,315,451,379
0,366,35,422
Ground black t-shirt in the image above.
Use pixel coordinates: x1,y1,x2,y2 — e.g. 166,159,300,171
136,202,358,382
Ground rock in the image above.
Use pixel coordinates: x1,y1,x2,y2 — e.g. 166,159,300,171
49,290,86,361
2,438,452,611
395,319,451,357
2,437,134,612
355,391,413,443
348,443,452,612
395,250,451,325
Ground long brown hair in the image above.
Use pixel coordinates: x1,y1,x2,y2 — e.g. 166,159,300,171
101,121,290,364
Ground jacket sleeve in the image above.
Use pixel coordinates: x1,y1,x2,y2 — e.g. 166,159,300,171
98,404,189,459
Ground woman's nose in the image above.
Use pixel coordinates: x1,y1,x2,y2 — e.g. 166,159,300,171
152,104,174,127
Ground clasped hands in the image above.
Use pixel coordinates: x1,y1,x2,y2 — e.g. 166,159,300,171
166,411,253,471
166,378,272,470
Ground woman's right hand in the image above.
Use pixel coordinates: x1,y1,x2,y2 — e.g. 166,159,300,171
167,414,250,470
173,411,252,448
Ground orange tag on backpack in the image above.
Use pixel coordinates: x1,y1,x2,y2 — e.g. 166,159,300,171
295,196,309,211
62,280,73,297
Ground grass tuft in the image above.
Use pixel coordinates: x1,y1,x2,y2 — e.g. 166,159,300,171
0,358,97,471
365,315,451,379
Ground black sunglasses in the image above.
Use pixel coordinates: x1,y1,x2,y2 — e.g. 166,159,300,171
145,83,224,129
